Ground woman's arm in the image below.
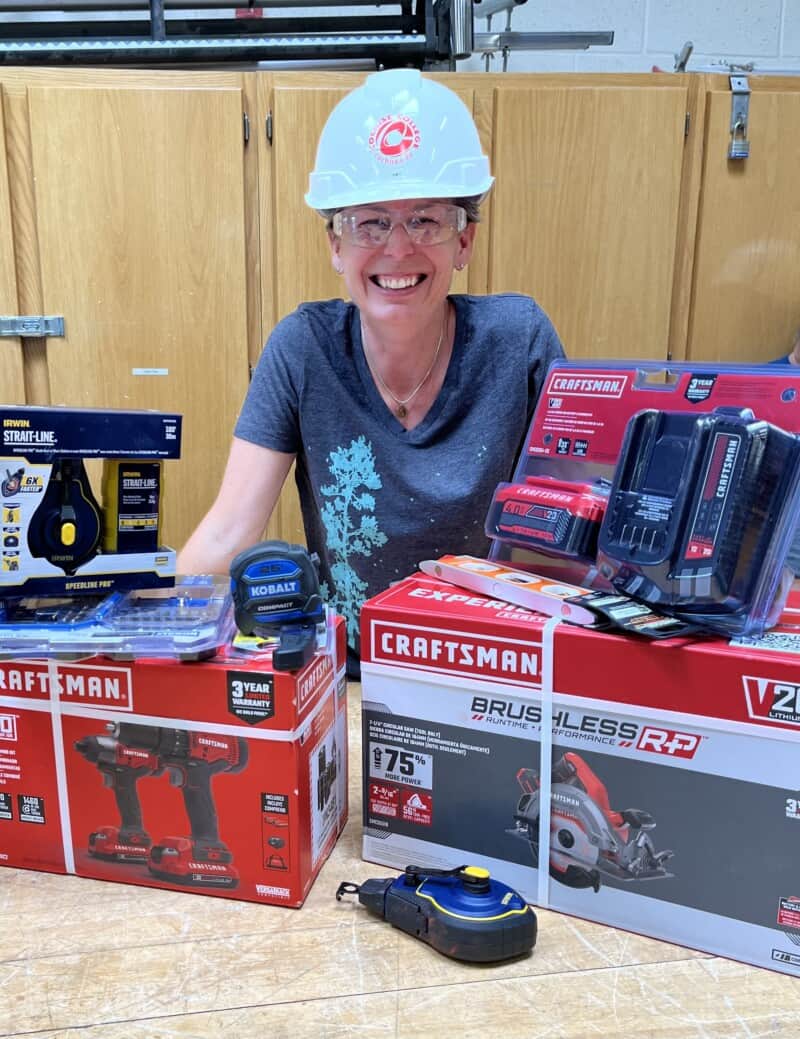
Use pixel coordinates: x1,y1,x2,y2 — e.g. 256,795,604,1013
177,436,295,575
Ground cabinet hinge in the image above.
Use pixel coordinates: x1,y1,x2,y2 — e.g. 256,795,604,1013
243,111,250,145
0,315,65,338
684,112,690,137
266,110,273,146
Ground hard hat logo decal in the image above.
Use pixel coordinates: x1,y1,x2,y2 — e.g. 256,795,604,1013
369,115,420,165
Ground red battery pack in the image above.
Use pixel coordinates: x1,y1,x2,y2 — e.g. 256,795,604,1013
485,477,607,561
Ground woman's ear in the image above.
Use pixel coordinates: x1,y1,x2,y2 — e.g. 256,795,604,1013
791,328,800,366
454,222,477,272
328,231,344,274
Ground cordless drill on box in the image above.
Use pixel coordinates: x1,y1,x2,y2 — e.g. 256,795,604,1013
76,722,248,888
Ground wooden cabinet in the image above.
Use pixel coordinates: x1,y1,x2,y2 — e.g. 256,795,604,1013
259,72,691,361
484,76,690,360
3,67,800,550
0,98,24,398
0,69,257,550
687,75,800,364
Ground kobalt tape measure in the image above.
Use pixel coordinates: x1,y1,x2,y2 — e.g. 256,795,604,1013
229,540,325,671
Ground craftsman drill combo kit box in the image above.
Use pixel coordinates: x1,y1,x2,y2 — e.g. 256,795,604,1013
0,404,349,908
0,620,348,907
359,362,800,977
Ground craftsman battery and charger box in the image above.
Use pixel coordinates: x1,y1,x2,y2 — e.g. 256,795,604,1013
1,404,181,596
0,616,348,907
360,575,800,975
490,362,800,639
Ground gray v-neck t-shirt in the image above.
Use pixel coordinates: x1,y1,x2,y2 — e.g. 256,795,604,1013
235,293,565,654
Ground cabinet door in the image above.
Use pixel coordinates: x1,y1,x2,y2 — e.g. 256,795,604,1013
1,71,252,550
687,77,800,364
488,76,689,360
0,94,24,399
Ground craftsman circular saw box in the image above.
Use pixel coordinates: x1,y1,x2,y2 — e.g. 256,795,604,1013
359,573,800,977
0,614,348,908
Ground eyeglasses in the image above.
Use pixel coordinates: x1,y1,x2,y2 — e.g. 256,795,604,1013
331,203,467,247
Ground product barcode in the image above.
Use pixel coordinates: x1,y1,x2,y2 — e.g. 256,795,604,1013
732,632,800,655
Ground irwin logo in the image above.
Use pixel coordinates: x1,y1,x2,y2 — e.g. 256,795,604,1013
371,622,541,687
0,662,133,710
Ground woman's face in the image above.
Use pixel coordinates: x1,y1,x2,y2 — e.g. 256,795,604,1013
328,198,476,330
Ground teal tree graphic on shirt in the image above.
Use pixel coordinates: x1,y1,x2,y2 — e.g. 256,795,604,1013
319,436,387,643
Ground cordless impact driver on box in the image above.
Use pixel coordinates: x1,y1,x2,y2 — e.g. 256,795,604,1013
77,723,248,888
73,732,163,862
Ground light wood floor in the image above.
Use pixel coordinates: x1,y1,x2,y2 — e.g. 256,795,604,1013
2,682,800,1038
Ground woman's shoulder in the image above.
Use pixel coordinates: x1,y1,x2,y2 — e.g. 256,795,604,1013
458,292,548,319
455,292,555,333
266,299,355,356
274,299,353,336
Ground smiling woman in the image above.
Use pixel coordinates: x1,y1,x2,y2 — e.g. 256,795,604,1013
177,69,565,672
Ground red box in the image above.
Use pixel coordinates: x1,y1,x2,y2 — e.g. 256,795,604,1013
0,618,347,907
360,575,800,975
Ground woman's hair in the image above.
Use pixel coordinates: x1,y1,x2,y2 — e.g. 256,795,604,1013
321,194,484,231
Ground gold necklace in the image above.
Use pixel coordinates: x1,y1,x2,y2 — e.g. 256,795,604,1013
361,310,447,419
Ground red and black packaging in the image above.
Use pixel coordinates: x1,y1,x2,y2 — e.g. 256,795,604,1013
486,477,607,562
0,618,347,907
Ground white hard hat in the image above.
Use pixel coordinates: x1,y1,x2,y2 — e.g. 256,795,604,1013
305,68,494,211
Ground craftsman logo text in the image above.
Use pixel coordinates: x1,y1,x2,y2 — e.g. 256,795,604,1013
548,373,627,398
298,654,333,709
0,661,133,710
372,621,541,687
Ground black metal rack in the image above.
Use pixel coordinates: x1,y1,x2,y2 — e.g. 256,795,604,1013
0,0,613,68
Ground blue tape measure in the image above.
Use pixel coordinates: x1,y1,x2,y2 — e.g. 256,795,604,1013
229,540,324,670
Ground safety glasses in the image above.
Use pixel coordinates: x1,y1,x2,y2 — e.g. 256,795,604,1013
332,203,467,247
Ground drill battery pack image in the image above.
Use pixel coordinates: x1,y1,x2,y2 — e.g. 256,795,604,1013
0,405,180,597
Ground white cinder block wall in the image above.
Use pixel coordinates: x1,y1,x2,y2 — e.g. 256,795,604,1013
458,0,800,74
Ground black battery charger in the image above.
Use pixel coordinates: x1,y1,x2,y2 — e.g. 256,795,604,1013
597,407,800,635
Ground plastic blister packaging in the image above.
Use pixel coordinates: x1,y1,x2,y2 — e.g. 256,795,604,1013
0,575,234,661
483,360,800,620
596,407,800,638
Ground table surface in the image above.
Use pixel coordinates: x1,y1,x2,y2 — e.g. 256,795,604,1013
2,682,800,1038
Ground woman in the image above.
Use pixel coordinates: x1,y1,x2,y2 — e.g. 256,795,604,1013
178,69,565,667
